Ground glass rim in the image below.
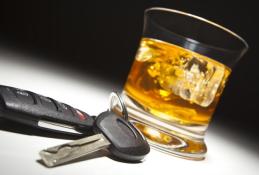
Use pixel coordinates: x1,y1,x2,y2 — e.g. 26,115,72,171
145,7,249,52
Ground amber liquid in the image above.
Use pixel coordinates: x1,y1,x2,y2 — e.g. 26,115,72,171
123,38,231,149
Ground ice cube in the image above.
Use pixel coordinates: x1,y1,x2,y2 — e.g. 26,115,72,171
147,55,225,107
176,56,225,107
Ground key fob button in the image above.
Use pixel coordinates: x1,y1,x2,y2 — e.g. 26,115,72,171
15,90,34,105
39,95,57,111
60,103,68,110
39,95,52,103
53,100,69,112
16,90,29,96
75,109,87,121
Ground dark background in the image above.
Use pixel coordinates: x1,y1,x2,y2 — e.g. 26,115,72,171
0,1,258,138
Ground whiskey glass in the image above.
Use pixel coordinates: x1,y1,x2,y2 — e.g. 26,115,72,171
120,7,248,160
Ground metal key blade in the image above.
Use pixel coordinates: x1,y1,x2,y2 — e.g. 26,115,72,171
39,134,110,167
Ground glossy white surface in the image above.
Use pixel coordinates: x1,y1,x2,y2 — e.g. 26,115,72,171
0,52,258,175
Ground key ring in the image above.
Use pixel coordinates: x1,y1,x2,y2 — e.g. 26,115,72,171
109,92,129,121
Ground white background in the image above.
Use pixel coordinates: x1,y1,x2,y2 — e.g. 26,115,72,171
0,51,258,175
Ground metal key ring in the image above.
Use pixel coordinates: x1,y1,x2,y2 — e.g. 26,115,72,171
108,92,129,121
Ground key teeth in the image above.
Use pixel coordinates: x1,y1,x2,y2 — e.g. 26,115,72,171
39,150,57,168
38,134,110,167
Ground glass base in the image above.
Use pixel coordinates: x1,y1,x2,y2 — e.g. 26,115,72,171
131,120,207,160
119,94,207,160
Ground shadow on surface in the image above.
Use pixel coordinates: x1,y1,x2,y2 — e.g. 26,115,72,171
210,114,259,157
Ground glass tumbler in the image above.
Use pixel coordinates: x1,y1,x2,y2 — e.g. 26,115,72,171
120,7,248,160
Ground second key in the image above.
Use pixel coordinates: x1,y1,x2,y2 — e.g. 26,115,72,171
39,110,150,167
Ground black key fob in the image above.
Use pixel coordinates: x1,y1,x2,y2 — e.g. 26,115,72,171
0,85,95,135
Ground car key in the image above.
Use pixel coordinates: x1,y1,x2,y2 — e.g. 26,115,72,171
0,85,95,135
39,109,150,167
